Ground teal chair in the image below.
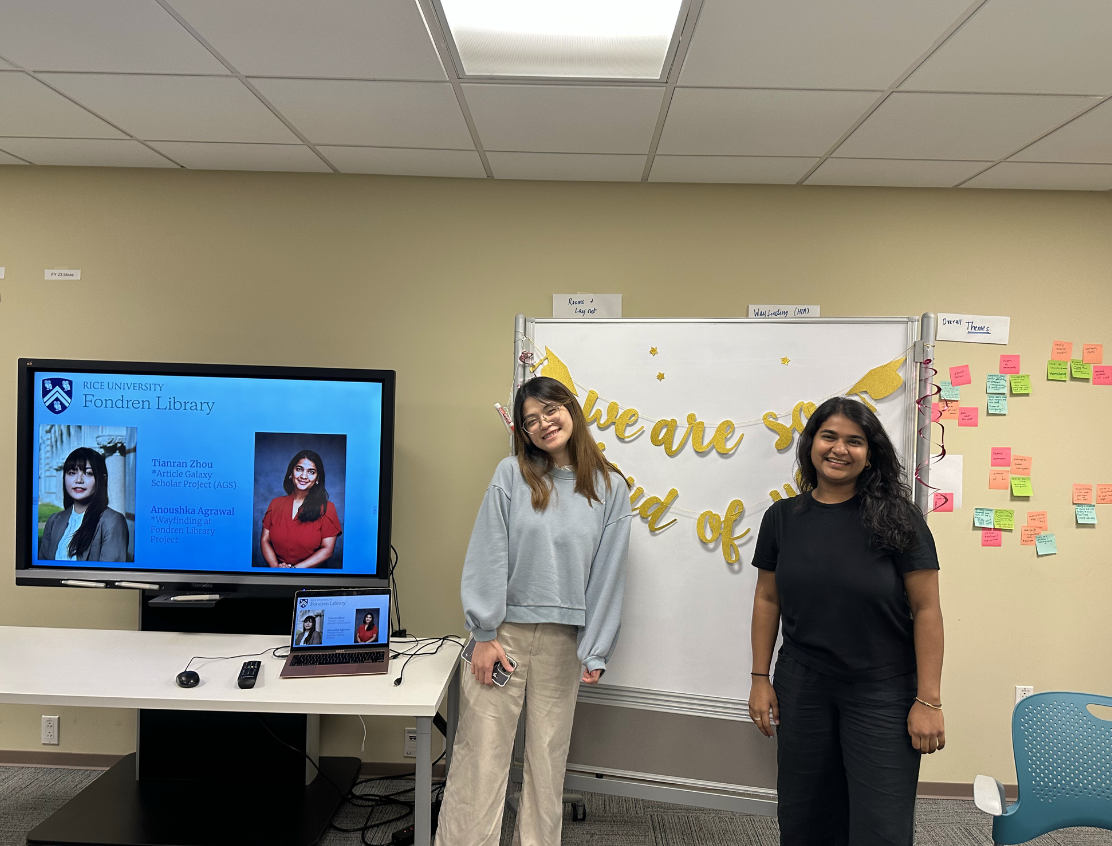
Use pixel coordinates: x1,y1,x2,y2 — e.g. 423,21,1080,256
975,691,1112,844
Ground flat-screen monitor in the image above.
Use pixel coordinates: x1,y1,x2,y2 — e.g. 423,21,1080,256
16,358,395,593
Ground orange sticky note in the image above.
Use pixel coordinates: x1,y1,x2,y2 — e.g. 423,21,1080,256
999,355,1021,374
958,407,978,427
1020,526,1039,546
1011,455,1032,476
1073,484,1094,504
989,468,1011,490
949,365,972,386
1082,344,1103,364
932,492,954,512
1097,485,1112,505
1027,511,1048,531
940,401,959,420
1051,340,1073,361
990,447,1011,467
981,529,1003,547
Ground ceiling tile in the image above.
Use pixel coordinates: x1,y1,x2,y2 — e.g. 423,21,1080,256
252,79,473,148
1012,99,1112,163
962,161,1112,191
0,73,125,138
903,0,1112,95
462,85,663,154
167,0,446,81
321,147,486,178
0,147,30,164
835,92,1099,160
680,0,971,88
807,158,990,187
0,0,226,73
0,138,176,167
146,141,330,172
659,88,877,156
487,152,644,181
649,155,816,183
39,74,298,142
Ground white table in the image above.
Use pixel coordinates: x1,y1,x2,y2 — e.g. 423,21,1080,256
0,626,461,846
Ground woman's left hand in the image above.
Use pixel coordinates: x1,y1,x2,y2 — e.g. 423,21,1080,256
907,701,945,754
582,669,603,684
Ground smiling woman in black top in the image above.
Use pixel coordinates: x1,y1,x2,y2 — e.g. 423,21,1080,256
748,397,944,846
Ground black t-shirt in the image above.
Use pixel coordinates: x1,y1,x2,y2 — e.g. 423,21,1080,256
751,492,939,682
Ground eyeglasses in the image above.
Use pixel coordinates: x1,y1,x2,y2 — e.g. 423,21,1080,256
522,403,565,433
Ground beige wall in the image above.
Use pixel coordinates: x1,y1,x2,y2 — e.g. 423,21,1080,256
1,166,1110,785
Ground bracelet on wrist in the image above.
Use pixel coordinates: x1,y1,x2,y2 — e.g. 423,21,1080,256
751,672,770,677
915,697,942,710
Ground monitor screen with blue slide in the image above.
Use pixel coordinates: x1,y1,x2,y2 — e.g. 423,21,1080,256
16,358,395,592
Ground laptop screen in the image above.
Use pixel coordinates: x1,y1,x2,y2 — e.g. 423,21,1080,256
292,590,390,649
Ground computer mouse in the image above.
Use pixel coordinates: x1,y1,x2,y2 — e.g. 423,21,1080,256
176,670,200,688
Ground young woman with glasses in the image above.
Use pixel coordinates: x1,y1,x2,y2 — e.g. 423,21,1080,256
437,376,633,846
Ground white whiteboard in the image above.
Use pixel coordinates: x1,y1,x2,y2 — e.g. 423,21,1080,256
526,318,919,709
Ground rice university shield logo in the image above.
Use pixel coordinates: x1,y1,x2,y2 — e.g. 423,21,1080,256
42,378,73,414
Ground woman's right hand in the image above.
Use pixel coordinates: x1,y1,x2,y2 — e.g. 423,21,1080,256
748,677,779,737
470,638,512,687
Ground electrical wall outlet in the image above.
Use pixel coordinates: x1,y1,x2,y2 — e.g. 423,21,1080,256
403,727,417,758
41,715,60,745
1016,685,1034,705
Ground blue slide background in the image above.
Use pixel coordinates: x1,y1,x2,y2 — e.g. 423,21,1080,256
31,371,383,575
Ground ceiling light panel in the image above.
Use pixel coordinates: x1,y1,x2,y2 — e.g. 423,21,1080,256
437,0,685,79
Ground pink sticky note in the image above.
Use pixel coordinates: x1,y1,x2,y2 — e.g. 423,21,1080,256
1094,365,1112,385
931,402,942,423
1051,340,1073,362
999,355,1021,374
949,365,972,386
990,447,1012,467
981,529,1003,547
1082,344,1103,364
958,407,978,427
1073,484,1094,504
932,492,954,512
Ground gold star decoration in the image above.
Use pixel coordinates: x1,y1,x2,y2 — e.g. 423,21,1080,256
781,357,790,365
656,372,665,381
650,347,658,356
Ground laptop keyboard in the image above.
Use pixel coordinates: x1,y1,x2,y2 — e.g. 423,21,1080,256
290,650,386,667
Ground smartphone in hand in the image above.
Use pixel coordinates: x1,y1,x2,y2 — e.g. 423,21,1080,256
462,636,517,687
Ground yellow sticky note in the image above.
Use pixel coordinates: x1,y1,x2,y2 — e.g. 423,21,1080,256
1009,374,1031,394
1011,476,1033,496
994,509,1014,530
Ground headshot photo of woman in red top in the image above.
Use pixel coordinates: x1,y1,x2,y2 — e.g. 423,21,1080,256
257,445,344,569
354,610,379,643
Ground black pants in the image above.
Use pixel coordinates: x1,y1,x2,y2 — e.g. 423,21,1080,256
773,652,921,846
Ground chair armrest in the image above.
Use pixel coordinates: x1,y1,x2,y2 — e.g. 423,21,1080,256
974,774,1006,816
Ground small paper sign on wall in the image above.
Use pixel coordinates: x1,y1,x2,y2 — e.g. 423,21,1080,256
937,313,1010,345
553,294,621,318
45,269,81,280
749,305,820,318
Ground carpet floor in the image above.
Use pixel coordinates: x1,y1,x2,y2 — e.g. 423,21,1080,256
4,766,1112,846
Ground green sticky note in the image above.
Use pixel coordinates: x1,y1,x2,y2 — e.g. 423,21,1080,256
986,374,1007,394
1048,360,1069,381
994,509,1015,530
1036,533,1057,556
974,507,995,528
940,380,960,401
1010,374,1031,394
1011,476,1033,496
987,395,1008,415
1071,359,1092,379
1076,504,1097,524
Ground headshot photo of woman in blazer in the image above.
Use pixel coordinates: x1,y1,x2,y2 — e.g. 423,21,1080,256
294,614,322,646
39,447,130,562
260,449,343,569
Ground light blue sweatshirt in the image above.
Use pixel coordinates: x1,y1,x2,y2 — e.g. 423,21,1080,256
461,456,633,673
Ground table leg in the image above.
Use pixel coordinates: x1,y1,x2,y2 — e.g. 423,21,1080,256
415,716,433,846
445,662,460,774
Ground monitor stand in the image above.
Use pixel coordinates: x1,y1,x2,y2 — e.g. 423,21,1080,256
26,595,360,846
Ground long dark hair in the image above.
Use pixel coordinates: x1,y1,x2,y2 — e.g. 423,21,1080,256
796,397,920,551
512,377,629,511
62,447,110,559
302,616,316,631
283,450,329,523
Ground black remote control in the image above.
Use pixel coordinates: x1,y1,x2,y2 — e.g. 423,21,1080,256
238,661,261,689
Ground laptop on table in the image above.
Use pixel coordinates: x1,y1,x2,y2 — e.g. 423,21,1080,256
280,588,391,678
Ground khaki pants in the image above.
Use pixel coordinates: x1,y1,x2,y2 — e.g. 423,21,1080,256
436,622,582,846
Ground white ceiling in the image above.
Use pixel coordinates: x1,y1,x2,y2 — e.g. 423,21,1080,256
0,0,1110,190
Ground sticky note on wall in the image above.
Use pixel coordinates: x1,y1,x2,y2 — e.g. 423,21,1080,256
990,447,1011,467
1027,511,1048,531
939,380,960,401
1073,484,1094,504
1076,504,1097,524
1097,485,1112,505
1094,366,1112,386
986,374,1007,394
1020,526,1039,546
932,492,954,512
1071,360,1092,379
981,529,1003,547
994,509,1014,530
989,469,1010,490
1047,360,1069,381
958,407,979,427
1036,533,1057,556
987,395,1008,415
1009,374,1031,394
1051,341,1073,361
1010,455,1032,475
999,355,1021,374
974,508,995,528
1011,476,1033,496
1082,344,1103,364
949,365,972,386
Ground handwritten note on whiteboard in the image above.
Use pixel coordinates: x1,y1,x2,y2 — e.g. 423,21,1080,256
748,305,820,318
937,313,1010,345
552,294,622,319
